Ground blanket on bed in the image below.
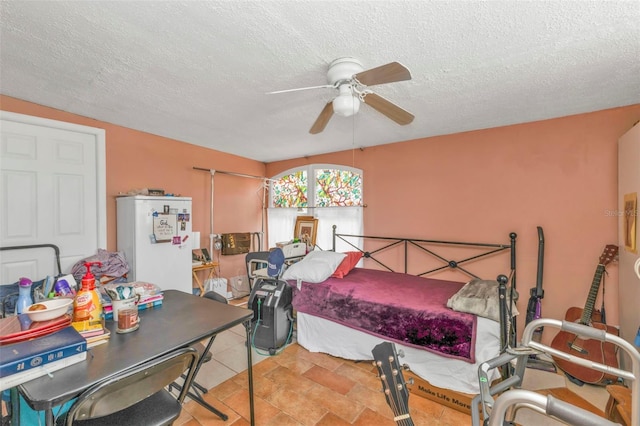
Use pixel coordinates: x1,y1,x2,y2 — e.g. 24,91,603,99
289,268,478,363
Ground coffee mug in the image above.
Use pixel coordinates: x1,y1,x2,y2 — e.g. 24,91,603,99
111,294,140,320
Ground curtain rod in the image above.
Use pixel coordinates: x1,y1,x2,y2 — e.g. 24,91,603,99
193,166,274,182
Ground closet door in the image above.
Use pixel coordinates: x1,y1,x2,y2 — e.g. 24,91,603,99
618,122,640,351
0,112,106,282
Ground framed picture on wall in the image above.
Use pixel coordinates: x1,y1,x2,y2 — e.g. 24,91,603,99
624,192,637,253
294,216,318,248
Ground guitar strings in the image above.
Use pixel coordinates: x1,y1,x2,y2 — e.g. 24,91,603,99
388,357,412,426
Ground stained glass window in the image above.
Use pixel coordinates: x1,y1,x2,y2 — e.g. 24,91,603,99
271,166,362,208
271,170,307,208
315,169,362,207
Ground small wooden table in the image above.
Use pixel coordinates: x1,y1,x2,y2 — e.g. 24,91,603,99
192,262,219,296
606,384,631,426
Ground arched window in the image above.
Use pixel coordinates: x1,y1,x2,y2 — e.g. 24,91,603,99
268,164,363,251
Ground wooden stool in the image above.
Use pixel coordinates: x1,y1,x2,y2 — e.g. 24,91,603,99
605,384,632,426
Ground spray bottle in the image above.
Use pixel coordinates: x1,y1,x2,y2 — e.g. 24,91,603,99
73,261,103,332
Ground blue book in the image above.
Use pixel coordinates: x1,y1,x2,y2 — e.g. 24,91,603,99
0,326,87,378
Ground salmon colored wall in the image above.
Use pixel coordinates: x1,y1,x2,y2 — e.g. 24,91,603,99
1,95,266,288
267,105,640,342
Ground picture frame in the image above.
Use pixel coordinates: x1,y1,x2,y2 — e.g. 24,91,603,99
623,192,637,253
294,216,318,248
200,247,212,263
192,249,204,265
192,248,212,264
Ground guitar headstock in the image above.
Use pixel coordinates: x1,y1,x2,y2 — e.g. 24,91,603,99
372,341,413,425
599,244,619,266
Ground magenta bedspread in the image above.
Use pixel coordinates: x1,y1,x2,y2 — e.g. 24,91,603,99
289,268,478,363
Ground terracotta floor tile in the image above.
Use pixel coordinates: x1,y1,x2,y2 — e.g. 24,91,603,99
297,348,345,371
273,349,316,374
334,361,381,391
262,365,317,393
264,411,304,426
265,386,329,426
223,388,281,426
346,383,395,421
314,412,354,426
305,383,366,423
173,409,197,426
302,365,356,395
351,407,398,426
229,417,251,426
183,394,241,425
207,377,244,400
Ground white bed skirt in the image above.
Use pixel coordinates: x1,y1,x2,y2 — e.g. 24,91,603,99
296,312,502,394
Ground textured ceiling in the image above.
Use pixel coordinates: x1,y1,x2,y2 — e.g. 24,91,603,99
1,1,639,163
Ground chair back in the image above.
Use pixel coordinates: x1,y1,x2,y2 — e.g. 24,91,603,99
245,251,271,288
203,291,229,304
65,347,199,425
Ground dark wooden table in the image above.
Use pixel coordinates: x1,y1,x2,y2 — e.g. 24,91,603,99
18,290,255,425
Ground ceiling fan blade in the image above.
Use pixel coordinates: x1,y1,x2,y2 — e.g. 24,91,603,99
267,84,334,95
363,92,414,125
309,102,334,134
354,62,411,86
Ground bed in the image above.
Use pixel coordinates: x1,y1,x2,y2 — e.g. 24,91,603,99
280,227,518,394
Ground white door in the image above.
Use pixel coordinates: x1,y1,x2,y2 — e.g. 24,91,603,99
0,112,106,284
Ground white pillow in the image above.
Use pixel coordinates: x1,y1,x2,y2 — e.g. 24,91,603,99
281,250,346,283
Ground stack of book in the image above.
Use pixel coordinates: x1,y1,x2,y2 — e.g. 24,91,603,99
103,292,164,320
0,322,87,391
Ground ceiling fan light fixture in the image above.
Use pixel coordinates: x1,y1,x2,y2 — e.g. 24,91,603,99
332,85,360,117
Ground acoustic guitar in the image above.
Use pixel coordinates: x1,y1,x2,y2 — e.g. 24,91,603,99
550,244,619,385
372,342,414,426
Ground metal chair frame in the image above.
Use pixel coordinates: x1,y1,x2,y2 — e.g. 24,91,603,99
64,346,199,426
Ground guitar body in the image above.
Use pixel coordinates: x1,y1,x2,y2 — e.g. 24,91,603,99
550,245,619,385
551,307,619,385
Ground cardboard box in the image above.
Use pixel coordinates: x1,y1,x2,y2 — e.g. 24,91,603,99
404,370,476,414
275,242,306,258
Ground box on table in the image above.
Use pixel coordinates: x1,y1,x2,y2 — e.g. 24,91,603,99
404,369,475,415
275,242,306,258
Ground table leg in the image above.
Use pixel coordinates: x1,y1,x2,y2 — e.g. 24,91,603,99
192,271,204,296
244,319,255,426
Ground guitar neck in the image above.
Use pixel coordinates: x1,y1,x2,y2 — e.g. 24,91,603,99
580,264,605,324
372,342,414,426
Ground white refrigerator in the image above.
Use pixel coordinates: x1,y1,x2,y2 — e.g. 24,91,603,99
116,196,193,294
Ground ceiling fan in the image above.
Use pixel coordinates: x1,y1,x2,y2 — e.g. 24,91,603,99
268,57,414,134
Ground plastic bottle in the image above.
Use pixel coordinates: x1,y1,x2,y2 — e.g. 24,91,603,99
73,261,103,331
16,277,33,314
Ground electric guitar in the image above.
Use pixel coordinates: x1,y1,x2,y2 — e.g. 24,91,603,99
550,244,619,385
372,342,414,426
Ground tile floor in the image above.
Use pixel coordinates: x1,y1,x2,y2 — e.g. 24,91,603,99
173,298,611,425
